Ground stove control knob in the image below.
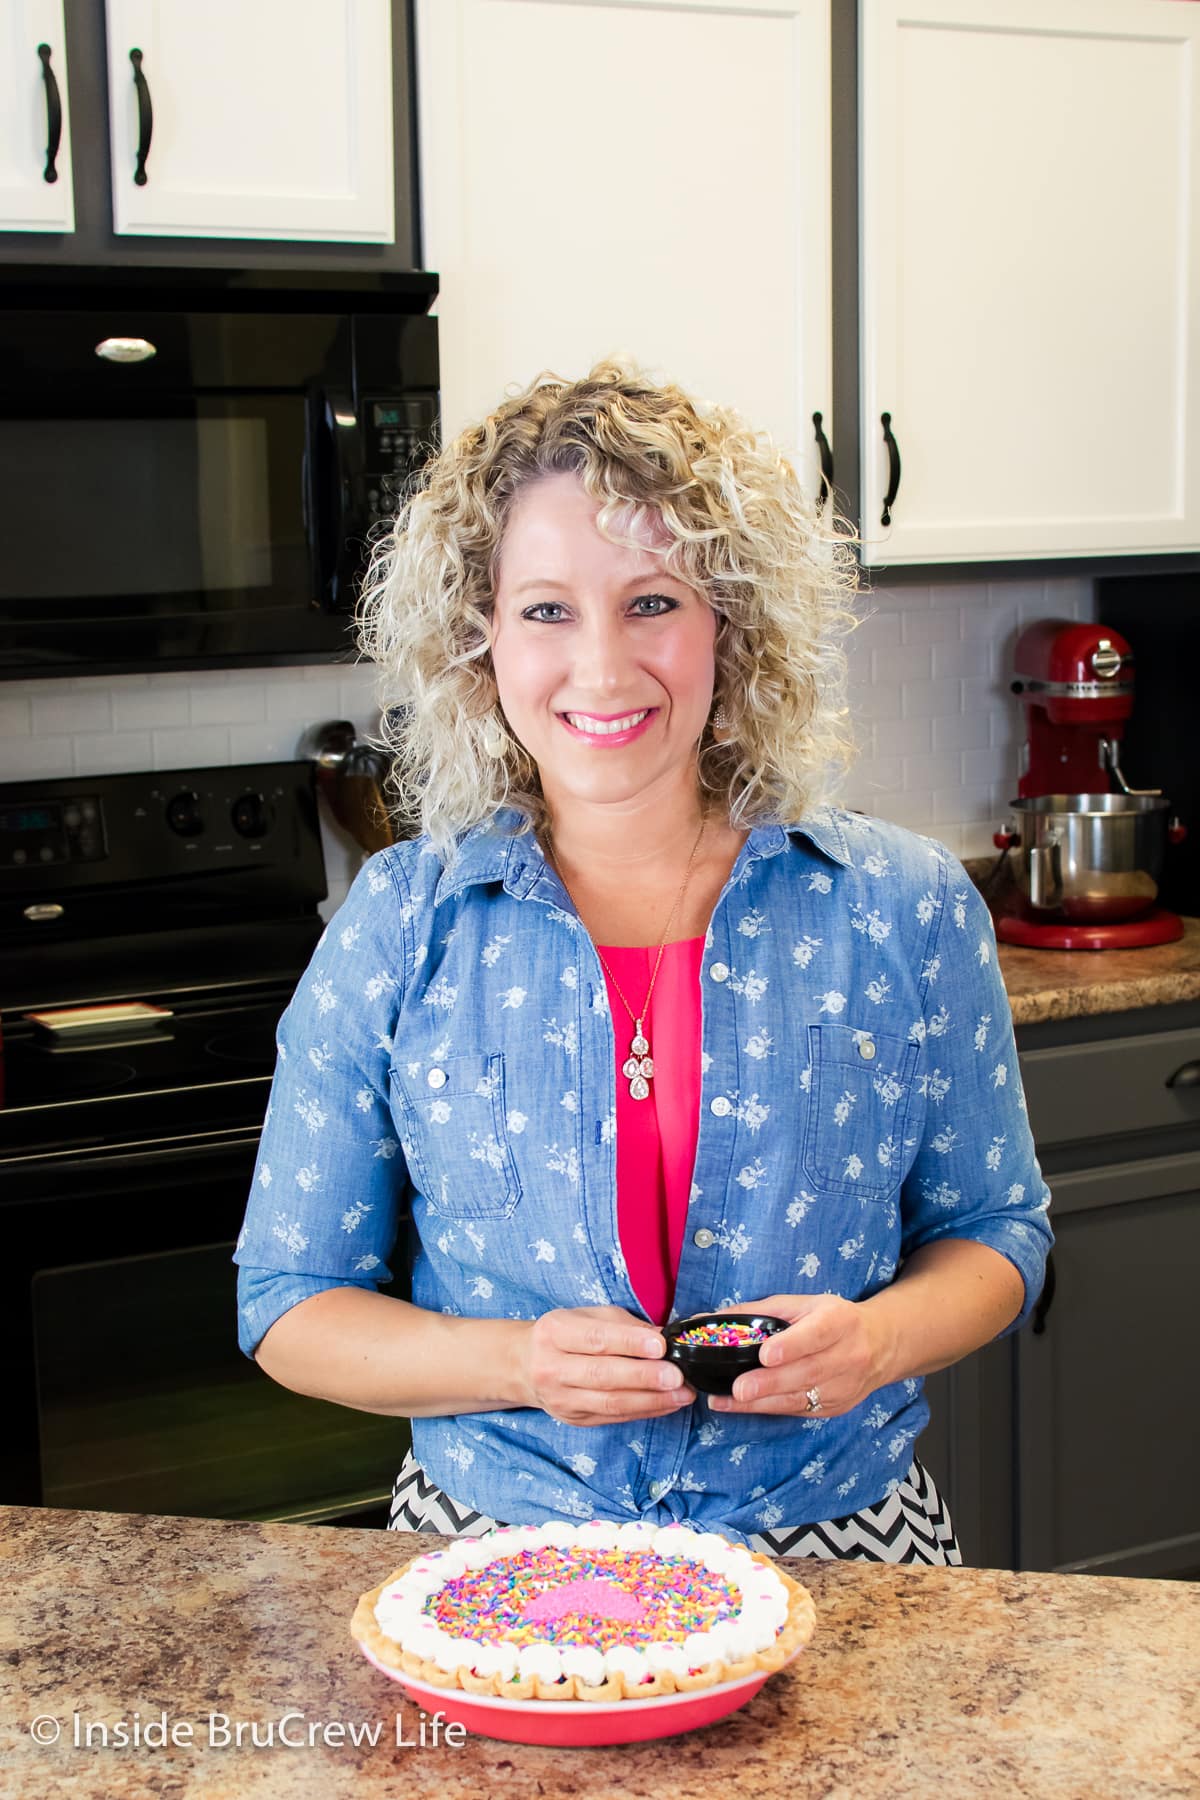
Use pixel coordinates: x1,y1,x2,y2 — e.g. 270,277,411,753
166,790,204,838
232,791,270,839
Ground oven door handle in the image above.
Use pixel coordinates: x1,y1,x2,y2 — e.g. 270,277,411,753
1,1124,264,1174
308,386,365,614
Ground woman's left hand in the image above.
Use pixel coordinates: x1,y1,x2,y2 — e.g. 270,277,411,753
707,1293,890,1417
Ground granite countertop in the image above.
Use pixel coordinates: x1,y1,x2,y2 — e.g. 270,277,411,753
998,916,1200,1026
3,1507,1198,1799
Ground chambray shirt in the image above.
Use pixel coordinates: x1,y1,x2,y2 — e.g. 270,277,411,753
234,804,1052,1540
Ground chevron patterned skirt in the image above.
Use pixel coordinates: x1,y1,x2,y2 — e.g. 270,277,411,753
386,1452,962,1566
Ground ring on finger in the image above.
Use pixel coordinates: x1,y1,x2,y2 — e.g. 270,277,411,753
804,1386,823,1413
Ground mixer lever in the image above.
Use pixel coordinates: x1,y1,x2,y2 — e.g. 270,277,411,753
1101,738,1161,798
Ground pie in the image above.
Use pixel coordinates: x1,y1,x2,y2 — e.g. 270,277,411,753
352,1518,817,1701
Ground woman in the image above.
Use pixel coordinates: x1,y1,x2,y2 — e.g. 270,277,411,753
235,361,1052,1563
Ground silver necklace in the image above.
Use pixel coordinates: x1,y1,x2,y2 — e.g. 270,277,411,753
547,817,707,1102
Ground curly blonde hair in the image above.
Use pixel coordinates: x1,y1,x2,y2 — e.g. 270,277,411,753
356,359,859,865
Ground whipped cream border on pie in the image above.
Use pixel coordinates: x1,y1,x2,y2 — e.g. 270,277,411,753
351,1519,817,1702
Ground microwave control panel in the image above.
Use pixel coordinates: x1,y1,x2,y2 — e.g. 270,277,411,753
365,395,439,529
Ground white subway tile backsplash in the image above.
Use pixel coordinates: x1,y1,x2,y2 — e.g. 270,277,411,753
846,676,903,724
932,711,992,754
872,716,933,759
901,678,957,721
931,639,993,681
854,608,901,647
900,608,959,646
151,726,232,769
266,677,345,723
2,734,74,777
901,751,957,791
72,731,153,775
31,690,112,736
963,745,1005,788
188,675,268,726
931,783,994,825
112,686,192,731
871,643,933,685
0,695,32,736
227,722,312,764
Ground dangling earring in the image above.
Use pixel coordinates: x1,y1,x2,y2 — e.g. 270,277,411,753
482,716,508,759
710,700,731,742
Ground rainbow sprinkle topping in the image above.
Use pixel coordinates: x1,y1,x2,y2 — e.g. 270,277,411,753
426,1548,738,1650
675,1320,771,1348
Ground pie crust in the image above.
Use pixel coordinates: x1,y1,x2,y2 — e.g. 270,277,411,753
351,1521,817,1702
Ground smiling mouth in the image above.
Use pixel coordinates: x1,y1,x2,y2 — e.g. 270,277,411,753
560,709,654,736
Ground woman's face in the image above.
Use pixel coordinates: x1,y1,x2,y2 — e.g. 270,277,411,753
489,472,717,818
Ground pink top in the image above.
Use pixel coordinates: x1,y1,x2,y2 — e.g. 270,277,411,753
596,938,705,1327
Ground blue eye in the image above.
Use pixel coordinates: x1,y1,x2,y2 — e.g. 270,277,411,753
519,594,679,623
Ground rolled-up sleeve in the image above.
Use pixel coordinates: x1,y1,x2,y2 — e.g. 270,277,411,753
899,855,1053,1335
233,853,412,1358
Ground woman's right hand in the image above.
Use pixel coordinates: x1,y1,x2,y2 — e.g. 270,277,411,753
519,1306,696,1427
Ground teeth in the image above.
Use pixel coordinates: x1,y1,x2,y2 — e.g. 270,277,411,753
565,710,650,736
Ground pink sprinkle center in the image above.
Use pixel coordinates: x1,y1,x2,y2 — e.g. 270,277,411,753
521,1578,648,1626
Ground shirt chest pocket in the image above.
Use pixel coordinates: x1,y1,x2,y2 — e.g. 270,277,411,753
389,1051,522,1220
801,1023,919,1202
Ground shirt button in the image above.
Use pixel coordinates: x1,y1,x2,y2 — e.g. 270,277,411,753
427,1068,448,1088
693,1228,716,1249
858,1039,877,1061
709,961,729,982
648,1479,666,1500
709,1095,732,1117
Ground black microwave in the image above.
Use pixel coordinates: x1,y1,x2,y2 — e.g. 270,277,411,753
0,265,439,678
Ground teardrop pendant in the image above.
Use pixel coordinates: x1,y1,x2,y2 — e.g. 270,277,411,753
622,1022,654,1100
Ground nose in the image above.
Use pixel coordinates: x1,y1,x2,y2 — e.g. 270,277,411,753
569,606,639,697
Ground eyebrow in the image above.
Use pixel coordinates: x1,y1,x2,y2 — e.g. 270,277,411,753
508,573,683,597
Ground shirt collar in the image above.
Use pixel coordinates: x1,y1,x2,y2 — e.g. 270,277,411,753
431,802,853,908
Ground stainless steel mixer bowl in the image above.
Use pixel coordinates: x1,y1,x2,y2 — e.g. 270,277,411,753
1007,794,1171,922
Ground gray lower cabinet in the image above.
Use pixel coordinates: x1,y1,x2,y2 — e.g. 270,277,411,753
920,999,1200,1579
1014,1151,1200,1577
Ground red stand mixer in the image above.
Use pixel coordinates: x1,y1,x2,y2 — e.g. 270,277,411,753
994,620,1186,950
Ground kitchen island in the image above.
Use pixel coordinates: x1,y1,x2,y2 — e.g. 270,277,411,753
2,1506,1196,1799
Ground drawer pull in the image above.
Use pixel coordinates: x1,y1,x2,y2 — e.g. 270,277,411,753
38,44,62,184
130,47,153,186
1166,1061,1200,1090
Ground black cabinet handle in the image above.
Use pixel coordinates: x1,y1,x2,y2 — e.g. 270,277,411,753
1031,1251,1056,1336
812,411,834,507
881,412,901,526
37,44,62,185
130,47,153,186
1166,1060,1200,1089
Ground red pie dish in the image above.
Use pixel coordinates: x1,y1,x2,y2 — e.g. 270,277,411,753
351,1518,817,1744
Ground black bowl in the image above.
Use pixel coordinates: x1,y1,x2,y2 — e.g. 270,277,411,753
663,1312,789,1397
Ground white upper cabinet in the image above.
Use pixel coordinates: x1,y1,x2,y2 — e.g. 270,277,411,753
416,0,832,501
858,0,1200,564
0,0,74,231
104,0,395,241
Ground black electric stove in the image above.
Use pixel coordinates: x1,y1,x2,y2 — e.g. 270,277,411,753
0,761,407,1525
